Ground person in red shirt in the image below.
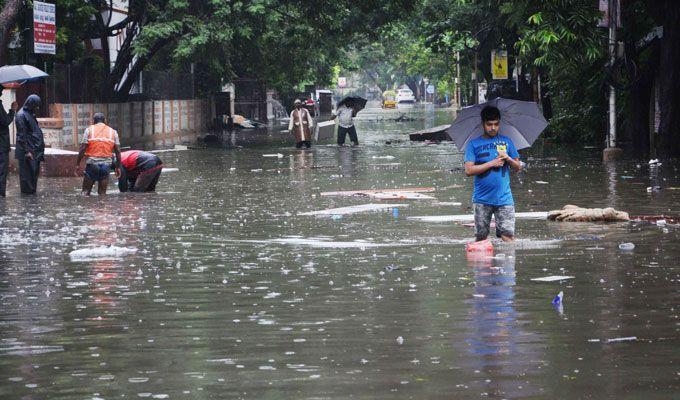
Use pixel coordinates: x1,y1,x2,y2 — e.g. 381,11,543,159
117,150,162,192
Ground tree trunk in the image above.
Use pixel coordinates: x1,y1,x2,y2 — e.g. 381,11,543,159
655,2,680,157
0,0,22,66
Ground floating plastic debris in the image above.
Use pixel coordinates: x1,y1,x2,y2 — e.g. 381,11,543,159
606,336,637,343
408,211,548,222
618,242,635,251
69,246,138,261
263,153,284,158
552,291,563,305
396,336,404,345
530,275,575,282
299,203,408,216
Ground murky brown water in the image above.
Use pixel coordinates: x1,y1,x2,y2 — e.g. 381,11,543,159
1,104,678,399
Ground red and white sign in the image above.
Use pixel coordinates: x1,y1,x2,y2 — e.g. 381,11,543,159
33,1,56,55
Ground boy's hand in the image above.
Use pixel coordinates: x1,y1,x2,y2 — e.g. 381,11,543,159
488,157,505,168
497,149,510,160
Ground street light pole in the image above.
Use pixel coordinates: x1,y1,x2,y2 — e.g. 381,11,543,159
603,0,623,161
608,0,617,148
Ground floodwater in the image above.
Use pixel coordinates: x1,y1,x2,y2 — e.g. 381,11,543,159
1,103,678,399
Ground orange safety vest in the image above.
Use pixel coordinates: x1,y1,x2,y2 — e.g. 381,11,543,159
84,123,116,158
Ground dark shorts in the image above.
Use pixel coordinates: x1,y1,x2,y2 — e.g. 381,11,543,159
474,203,515,240
85,162,111,182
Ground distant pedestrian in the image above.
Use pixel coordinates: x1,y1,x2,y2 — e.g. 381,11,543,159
118,150,163,192
288,99,314,148
0,87,17,197
464,106,522,242
330,101,358,146
14,95,44,195
76,113,122,196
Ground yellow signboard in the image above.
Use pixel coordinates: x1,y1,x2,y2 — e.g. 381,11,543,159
491,50,508,80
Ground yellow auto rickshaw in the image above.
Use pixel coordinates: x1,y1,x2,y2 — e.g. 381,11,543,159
382,90,397,109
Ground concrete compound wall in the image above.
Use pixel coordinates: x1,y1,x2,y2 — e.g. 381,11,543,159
40,99,210,150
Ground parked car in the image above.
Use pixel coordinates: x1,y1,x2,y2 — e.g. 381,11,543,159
396,88,415,103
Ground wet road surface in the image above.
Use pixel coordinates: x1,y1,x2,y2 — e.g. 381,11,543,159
1,104,678,399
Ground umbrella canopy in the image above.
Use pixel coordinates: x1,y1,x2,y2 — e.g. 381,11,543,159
0,64,49,85
446,97,548,151
338,96,367,115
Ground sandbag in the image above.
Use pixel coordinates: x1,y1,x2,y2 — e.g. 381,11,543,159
547,204,629,222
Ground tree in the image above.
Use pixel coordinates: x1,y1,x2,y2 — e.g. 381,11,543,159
0,0,22,66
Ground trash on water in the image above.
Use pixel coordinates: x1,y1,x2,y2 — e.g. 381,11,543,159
69,246,138,261
466,239,493,253
606,336,637,343
370,192,436,200
384,265,399,272
263,153,284,158
646,186,662,193
299,203,408,216
618,242,635,251
535,180,549,184
162,167,179,173
321,187,435,197
331,215,343,221
552,291,563,305
396,336,404,345
392,208,399,218
372,155,395,159
655,219,667,226
648,159,661,166
530,275,575,282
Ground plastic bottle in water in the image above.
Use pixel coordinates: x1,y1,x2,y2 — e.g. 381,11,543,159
392,208,399,218
618,242,635,251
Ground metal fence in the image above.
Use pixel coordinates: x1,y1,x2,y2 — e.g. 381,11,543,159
41,63,195,104
234,78,267,121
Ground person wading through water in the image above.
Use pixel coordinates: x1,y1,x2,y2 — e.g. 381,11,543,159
76,113,122,196
288,99,314,149
14,95,44,195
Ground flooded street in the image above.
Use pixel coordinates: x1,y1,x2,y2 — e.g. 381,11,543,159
1,104,678,399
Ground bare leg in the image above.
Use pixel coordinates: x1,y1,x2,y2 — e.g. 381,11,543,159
82,176,95,196
97,177,109,196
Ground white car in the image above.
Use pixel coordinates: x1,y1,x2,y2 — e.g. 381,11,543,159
396,88,415,103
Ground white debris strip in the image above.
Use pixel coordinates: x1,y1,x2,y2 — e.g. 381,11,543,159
298,203,408,216
407,211,548,222
69,246,138,261
530,275,575,282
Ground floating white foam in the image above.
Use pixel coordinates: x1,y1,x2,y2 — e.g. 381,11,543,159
69,246,138,261
369,192,435,200
299,203,407,216
530,275,575,282
230,237,405,249
408,211,549,222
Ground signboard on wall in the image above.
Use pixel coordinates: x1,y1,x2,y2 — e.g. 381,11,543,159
337,77,347,88
33,1,56,54
491,50,508,80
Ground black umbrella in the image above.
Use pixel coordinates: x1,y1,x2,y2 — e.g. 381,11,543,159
338,96,367,116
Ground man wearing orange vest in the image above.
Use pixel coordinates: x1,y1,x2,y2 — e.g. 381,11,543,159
75,113,121,196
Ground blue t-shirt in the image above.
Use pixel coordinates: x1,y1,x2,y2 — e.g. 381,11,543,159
464,134,519,206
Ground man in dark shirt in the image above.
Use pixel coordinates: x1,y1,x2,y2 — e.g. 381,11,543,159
0,88,17,197
14,95,44,195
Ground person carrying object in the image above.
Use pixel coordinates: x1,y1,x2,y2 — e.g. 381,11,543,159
464,106,522,242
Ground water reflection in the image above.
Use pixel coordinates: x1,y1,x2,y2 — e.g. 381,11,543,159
466,247,542,398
